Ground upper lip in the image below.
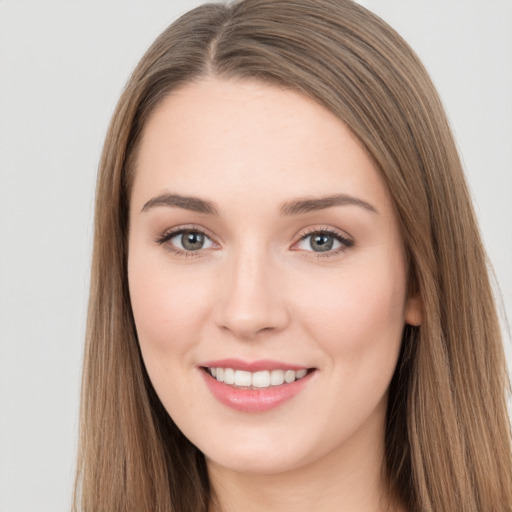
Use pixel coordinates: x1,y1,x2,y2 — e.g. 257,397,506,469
199,358,312,372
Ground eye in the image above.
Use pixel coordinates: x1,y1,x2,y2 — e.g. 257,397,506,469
296,229,353,255
156,228,215,254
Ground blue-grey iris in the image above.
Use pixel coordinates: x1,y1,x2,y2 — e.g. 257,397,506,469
311,234,334,252
182,231,204,250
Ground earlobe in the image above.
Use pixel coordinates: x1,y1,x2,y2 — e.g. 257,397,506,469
405,293,423,326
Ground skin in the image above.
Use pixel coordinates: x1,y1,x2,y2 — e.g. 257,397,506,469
128,78,421,512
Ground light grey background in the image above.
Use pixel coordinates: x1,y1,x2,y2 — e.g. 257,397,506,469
0,1,510,511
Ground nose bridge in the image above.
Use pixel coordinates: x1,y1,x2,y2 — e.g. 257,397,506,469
215,240,288,339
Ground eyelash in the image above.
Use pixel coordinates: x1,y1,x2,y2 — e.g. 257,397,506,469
155,225,215,258
296,227,354,258
155,225,354,259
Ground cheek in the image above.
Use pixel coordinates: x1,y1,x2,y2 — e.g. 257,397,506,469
127,249,213,362
295,253,407,368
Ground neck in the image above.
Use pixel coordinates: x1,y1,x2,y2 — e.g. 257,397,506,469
206,402,403,512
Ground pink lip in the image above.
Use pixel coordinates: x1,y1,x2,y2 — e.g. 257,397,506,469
200,358,309,372
199,363,316,413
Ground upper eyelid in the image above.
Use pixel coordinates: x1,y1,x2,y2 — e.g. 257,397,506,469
157,224,217,243
296,225,353,243
293,226,355,255
155,227,217,257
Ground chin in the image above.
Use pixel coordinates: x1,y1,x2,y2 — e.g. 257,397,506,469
205,447,307,476
191,424,332,477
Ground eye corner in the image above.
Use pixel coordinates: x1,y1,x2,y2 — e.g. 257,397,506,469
154,225,219,257
293,226,354,258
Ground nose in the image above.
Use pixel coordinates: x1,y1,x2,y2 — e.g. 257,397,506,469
214,247,290,340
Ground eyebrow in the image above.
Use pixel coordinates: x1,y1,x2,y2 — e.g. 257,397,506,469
280,194,378,215
141,193,219,215
141,192,378,216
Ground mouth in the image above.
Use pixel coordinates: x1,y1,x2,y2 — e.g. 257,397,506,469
199,360,317,413
202,366,313,389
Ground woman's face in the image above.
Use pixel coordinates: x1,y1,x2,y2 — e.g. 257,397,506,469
128,78,421,476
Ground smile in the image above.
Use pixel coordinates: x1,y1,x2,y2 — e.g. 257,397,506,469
200,360,317,412
206,367,309,388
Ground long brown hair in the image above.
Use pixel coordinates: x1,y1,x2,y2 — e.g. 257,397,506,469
74,1,512,510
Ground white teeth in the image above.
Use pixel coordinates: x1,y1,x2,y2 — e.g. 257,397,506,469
284,370,296,383
270,369,284,385
223,368,235,385
209,366,309,388
296,369,307,379
234,370,252,387
252,371,271,388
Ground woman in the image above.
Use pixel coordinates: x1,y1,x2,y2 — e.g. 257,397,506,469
74,0,512,510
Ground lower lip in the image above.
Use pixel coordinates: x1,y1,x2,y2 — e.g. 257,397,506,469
200,368,315,413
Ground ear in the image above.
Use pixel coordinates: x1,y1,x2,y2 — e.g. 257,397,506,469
405,292,423,326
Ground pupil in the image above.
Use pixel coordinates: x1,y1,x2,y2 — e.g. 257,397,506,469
182,231,204,251
311,234,333,252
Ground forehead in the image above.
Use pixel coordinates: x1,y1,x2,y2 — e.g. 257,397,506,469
131,77,391,215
